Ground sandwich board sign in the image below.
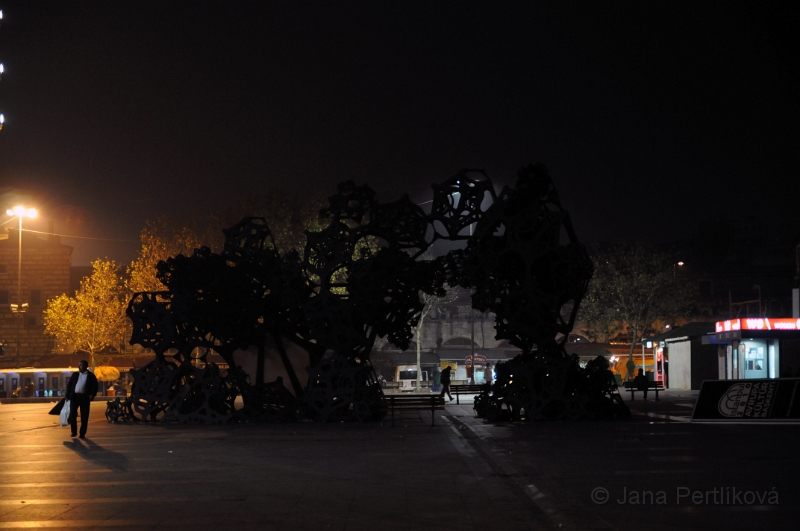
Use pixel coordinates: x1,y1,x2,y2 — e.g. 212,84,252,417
692,378,800,422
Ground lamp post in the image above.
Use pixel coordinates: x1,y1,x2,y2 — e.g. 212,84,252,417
6,206,37,368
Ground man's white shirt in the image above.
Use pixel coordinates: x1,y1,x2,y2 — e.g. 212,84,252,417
74,372,89,394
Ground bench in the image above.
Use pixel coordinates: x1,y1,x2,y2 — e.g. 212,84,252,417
450,384,490,404
623,381,664,401
381,395,445,427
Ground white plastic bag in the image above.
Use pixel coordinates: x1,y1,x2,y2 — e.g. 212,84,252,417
59,399,71,427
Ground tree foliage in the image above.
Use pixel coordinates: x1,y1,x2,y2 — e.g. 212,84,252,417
578,244,695,362
126,192,333,297
126,216,204,294
44,259,128,367
217,187,329,254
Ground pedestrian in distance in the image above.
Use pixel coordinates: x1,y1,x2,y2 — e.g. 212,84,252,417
634,368,649,401
439,365,454,401
66,360,99,439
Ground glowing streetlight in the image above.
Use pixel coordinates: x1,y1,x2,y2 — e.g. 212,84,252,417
673,261,685,278
6,206,37,368
7,206,37,218
0,114,4,131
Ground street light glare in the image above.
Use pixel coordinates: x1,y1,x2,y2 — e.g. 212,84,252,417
7,206,37,218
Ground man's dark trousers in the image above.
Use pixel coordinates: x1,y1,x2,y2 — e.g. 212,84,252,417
69,393,92,436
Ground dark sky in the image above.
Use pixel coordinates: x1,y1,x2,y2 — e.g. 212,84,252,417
0,1,797,265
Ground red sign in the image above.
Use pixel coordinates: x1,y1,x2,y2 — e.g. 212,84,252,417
716,318,800,333
465,355,487,364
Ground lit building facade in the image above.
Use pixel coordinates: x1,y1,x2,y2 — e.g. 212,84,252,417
0,229,72,367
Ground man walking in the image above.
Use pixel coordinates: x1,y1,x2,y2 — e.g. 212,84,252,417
439,365,454,401
66,360,98,438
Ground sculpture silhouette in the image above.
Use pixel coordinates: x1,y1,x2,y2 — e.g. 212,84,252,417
108,163,629,424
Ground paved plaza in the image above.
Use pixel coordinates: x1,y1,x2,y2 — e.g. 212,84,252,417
0,392,797,530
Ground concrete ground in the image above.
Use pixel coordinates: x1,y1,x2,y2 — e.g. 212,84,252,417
0,391,797,530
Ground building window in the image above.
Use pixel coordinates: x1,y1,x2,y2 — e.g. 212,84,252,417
26,316,37,327
52,377,58,389
0,290,8,304
30,290,42,305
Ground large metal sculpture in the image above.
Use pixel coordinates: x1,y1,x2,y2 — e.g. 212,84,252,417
109,163,628,424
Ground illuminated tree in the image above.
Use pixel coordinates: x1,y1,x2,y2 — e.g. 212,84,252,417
126,216,203,294
578,244,695,377
44,259,128,367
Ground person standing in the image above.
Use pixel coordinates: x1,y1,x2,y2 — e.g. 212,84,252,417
66,360,98,438
439,365,454,401
484,363,493,385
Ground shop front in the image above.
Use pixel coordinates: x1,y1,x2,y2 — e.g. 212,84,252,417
0,368,73,398
711,318,800,380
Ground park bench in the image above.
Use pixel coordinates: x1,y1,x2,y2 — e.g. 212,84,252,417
623,381,664,401
381,395,445,427
450,383,490,404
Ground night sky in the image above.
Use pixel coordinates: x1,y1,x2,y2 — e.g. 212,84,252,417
0,1,797,265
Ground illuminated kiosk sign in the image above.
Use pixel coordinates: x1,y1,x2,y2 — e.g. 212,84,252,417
465,355,487,366
692,378,800,422
715,318,800,333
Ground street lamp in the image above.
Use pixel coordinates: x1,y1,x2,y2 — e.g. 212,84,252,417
6,206,37,368
673,261,684,278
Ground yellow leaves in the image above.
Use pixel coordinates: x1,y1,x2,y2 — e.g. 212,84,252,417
125,216,203,294
44,259,127,362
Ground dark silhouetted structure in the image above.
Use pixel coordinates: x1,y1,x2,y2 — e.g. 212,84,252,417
106,164,628,423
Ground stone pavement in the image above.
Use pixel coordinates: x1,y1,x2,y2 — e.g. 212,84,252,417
446,391,799,531
0,400,553,531
1,392,798,531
